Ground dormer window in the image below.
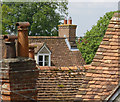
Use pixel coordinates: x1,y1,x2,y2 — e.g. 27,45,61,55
31,42,51,66
37,44,51,66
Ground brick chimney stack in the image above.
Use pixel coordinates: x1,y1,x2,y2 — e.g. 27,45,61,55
1,22,39,101
16,22,30,57
58,17,77,42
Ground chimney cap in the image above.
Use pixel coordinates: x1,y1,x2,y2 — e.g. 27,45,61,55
3,35,18,42
16,22,30,28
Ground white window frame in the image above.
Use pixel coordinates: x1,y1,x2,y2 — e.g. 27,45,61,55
38,54,51,66
37,44,51,66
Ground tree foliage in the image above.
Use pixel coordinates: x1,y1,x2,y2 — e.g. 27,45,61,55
2,4,13,34
2,1,68,35
77,11,118,64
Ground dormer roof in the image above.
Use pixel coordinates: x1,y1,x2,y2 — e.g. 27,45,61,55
30,42,51,54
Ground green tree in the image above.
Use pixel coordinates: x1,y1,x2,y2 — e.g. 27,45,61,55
2,4,13,34
77,11,119,64
2,1,68,35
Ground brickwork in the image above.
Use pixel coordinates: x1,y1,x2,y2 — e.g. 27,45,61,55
58,25,77,42
1,58,39,101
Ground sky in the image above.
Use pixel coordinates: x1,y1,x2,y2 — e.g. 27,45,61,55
68,0,119,37
1,0,119,37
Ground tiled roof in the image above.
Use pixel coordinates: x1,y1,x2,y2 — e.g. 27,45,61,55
75,13,120,101
36,66,86,101
29,36,85,67
1,36,85,67
29,42,44,53
106,83,120,101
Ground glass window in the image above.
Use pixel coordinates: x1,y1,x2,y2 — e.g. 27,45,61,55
39,62,43,66
38,55,50,66
45,55,49,66
45,55,49,61
39,55,43,61
45,62,49,66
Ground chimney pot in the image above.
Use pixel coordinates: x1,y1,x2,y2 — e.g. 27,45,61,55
3,35,17,58
16,22,30,28
3,35,18,42
68,17,72,24
64,17,67,24
29,44,36,59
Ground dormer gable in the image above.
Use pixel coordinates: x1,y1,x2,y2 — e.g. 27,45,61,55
38,44,51,54
36,43,51,66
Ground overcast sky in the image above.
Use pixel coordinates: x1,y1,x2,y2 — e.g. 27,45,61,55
68,0,119,37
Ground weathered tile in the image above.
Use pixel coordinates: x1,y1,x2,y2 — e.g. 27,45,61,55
76,12,119,101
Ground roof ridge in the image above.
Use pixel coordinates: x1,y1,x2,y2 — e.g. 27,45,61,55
37,66,85,71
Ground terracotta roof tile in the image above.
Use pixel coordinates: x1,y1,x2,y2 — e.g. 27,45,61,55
61,67,69,70
36,66,86,101
75,12,120,101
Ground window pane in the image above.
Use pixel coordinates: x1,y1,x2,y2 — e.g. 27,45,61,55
39,55,43,61
39,62,43,66
45,55,49,61
45,62,49,66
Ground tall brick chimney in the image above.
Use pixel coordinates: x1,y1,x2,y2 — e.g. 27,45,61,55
16,22,30,57
58,17,77,42
1,22,39,101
